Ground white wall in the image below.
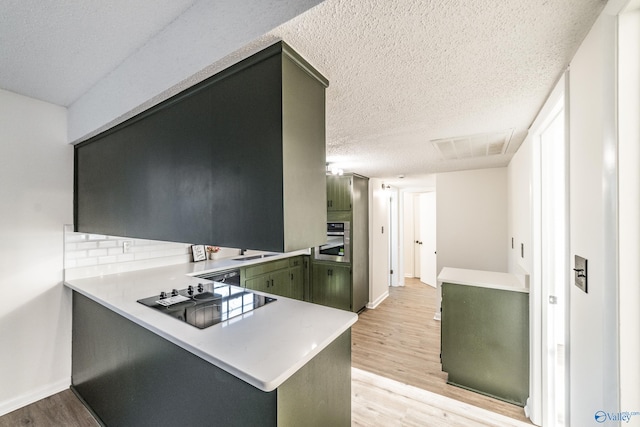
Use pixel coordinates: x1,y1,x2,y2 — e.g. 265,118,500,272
507,136,533,276
0,89,72,415
568,11,620,425
436,168,508,275
368,178,390,308
618,4,640,417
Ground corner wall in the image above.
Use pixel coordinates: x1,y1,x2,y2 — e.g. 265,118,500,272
0,89,72,415
436,168,508,275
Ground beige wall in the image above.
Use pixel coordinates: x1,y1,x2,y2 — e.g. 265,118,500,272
436,168,508,275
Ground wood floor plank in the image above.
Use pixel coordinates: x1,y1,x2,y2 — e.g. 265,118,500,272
353,367,532,427
351,278,532,424
0,389,99,427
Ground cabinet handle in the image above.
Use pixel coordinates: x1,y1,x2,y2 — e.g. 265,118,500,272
271,279,274,287
266,280,270,288
291,273,294,280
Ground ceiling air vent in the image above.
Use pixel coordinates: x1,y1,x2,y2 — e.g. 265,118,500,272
431,129,514,160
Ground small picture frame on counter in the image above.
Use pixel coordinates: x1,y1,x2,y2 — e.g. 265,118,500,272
191,245,206,262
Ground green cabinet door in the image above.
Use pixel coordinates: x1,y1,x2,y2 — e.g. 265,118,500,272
326,176,352,211
269,269,292,297
241,257,308,301
244,275,271,293
289,265,305,300
311,263,351,311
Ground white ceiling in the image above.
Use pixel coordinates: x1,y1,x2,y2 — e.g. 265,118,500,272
0,0,605,187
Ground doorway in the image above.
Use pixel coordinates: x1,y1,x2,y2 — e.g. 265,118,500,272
531,77,568,426
402,192,436,287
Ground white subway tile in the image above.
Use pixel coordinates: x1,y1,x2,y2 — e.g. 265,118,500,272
65,243,77,251
77,242,98,250
65,251,87,260
108,247,124,256
98,256,118,264
65,233,87,242
88,249,109,257
76,258,97,267
88,234,106,241
64,259,77,268
98,240,117,248
134,252,158,260
117,253,135,262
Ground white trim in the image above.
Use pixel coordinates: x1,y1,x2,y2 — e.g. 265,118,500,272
0,378,70,417
366,290,389,309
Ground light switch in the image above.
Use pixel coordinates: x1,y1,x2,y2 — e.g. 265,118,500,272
573,255,588,293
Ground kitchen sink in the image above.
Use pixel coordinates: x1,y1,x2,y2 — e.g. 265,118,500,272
232,254,277,261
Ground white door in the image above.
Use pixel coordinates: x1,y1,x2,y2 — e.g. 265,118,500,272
419,192,437,287
539,105,568,426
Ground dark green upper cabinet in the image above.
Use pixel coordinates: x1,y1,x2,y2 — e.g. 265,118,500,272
74,42,328,252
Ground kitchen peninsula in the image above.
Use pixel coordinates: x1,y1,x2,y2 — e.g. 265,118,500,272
65,254,356,426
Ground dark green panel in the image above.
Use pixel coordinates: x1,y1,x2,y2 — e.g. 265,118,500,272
441,283,529,406
74,41,327,252
207,53,285,249
72,292,277,426
278,329,351,426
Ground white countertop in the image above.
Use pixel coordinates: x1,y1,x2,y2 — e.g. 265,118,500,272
438,267,529,293
64,252,357,392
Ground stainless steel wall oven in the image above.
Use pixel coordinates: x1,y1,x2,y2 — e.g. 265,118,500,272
313,221,350,263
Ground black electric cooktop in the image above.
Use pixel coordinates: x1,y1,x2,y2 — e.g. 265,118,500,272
137,282,276,329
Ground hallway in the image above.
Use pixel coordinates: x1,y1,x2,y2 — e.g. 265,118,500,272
351,278,531,424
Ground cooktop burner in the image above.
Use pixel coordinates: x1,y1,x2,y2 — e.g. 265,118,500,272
137,282,276,329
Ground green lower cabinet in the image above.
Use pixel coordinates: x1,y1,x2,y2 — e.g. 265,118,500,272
311,263,351,311
242,256,307,301
244,275,271,293
441,283,529,406
244,269,290,296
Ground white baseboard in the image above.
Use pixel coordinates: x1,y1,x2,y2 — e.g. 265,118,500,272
0,378,70,417
367,290,389,309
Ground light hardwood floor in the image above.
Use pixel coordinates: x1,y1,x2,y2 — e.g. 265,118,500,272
353,368,531,427
351,278,532,425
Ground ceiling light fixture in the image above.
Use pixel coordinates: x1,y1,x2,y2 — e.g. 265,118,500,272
326,163,344,175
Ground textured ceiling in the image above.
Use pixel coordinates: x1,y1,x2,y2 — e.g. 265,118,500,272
0,0,605,187
256,0,605,185
0,0,198,106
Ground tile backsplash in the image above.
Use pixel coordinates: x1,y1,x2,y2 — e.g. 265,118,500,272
64,225,193,280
